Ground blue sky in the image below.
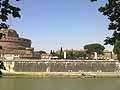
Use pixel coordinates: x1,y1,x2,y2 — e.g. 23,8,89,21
8,0,112,51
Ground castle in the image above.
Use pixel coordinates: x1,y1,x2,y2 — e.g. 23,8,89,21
0,28,116,60
0,28,37,59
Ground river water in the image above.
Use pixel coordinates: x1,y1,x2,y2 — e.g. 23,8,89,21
0,77,120,90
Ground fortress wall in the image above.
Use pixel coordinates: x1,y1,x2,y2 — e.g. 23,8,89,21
0,38,31,49
0,29,31,50
2,60,120,72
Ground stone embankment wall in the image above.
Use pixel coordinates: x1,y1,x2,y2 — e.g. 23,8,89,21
2,59,120,72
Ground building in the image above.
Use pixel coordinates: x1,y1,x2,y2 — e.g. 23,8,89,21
0,28,35,59
90,50,117,60
34,51,49,59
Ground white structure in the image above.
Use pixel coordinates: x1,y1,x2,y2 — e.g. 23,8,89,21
64,51,66,59
94,52,98,60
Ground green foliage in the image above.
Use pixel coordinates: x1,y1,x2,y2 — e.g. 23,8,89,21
58,52,64,59
0,0,21,49
56,49,87,59
66,50,87,59
91,0,97,2
38,51,47,54
84,43,105,54
65,50,74,59
0,0,21,29
113,40,120,60
91,0,120,61
55,48,64,59
59,47,64,59
50,50,58,57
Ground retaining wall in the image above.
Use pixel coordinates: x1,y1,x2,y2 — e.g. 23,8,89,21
1,59,120,72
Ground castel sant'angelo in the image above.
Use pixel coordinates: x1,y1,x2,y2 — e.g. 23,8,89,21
0,28,116,60
0,28,36,59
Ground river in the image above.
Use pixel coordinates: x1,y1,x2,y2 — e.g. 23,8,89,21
0,77,120,90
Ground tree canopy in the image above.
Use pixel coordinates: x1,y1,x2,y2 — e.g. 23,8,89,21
91,0,120,61
0,0,21,29
84,43,105,54
56,49,87,59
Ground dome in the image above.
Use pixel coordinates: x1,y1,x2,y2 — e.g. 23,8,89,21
0,28,19,38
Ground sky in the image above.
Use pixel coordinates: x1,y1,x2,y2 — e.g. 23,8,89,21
8,0,113,52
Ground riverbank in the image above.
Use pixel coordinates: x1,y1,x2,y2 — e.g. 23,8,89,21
1,71,120,78
1,60,120,78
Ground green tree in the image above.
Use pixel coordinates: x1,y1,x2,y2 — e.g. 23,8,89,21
0,0,21,29
55,47,64,59
84,43,105,59
91,0,120,61
0,0,21,50
59,47,63,58
65,49,74,59
84,43,105,54
56,49,87,60
71,50,87,59
66,50,87,59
